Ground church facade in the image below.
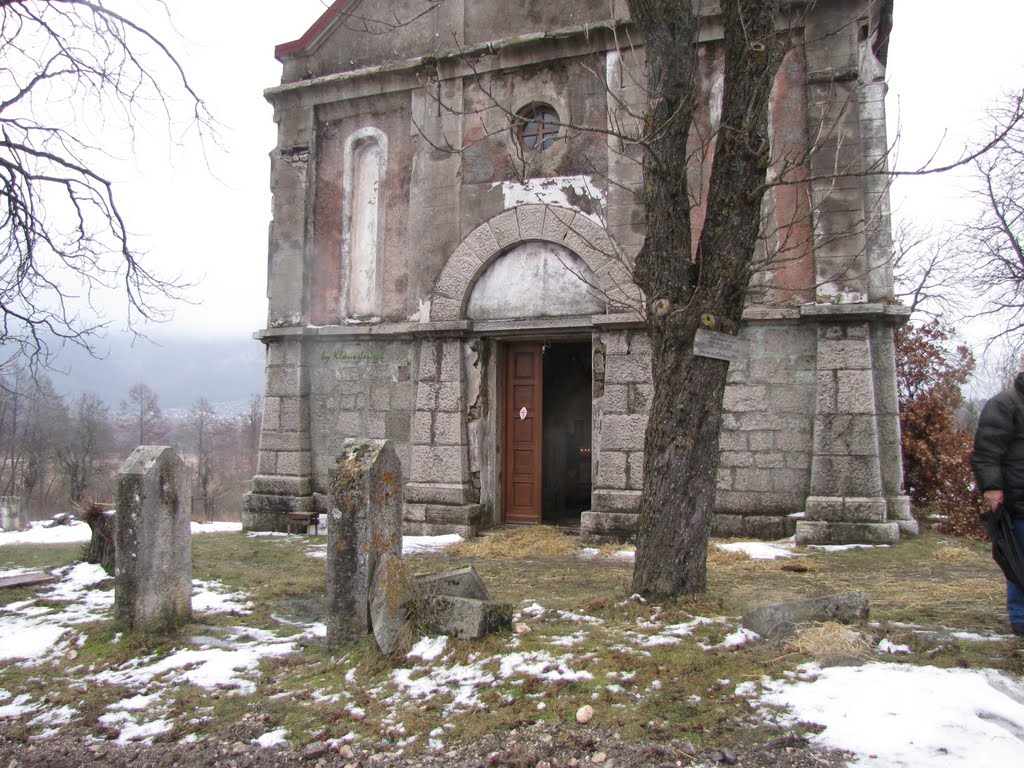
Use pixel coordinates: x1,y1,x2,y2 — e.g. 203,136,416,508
244,0,917,544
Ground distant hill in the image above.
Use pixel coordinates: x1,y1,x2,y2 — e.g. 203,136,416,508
44,333,265,411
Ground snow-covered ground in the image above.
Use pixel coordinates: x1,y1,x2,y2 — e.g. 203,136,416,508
0,532,1021,765
0,519,242,546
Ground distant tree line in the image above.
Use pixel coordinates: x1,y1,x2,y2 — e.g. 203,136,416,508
0,373,261,522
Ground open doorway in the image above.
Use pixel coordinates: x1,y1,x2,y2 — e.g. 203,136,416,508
501,340,593,526
541,341,592,525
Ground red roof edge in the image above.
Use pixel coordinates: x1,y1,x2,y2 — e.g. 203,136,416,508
275,0,354,60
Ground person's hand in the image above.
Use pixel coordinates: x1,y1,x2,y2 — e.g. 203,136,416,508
983,489,1005,511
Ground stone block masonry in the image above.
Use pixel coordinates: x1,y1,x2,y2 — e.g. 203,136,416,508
114,446,192,634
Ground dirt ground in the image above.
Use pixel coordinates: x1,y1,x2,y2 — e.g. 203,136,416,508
0,724,853,768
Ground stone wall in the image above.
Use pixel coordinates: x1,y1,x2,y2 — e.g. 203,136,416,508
714,317,817,539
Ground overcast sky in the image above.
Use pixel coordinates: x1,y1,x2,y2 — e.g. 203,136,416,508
103,1,1024,343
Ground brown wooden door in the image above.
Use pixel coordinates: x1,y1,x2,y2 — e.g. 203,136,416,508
503,343,543,524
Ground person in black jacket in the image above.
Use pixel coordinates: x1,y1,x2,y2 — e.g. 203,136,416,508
971,364,1024,637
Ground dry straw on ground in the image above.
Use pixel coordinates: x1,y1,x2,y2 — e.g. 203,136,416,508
785,621,871,662
933,544,976,562
444,526,580,560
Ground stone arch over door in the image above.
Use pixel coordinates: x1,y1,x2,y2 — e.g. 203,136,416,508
429,205,639,321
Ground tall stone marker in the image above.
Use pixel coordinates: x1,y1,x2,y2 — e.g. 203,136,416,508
115,446,192,633
0,497,26,532
326,439,403,647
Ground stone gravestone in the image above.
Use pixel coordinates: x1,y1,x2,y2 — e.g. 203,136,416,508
326,439,404,647
115,446,192,633
0,497,26,532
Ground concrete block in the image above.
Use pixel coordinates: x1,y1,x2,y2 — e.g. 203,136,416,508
416,566,490,601
276,451,312,476
817,340,872,371
597,451,628,488
794,520,900,545
589,489,641,514
516,205,545,238
711,513,745,537
580,509,639,542
488,208,521,249
599,414,646,452
724,385,769,413
410,445,468,484
418,595,513,639
405,482,472,505
604,354,652,384
600,384,629,414
836,369,876,414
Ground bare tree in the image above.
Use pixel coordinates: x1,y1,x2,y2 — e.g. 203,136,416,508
117,381,167,447
56,393,112,505
958,92,1024,354
0,367,65,505
241,394,262,479
627,0,787,597
892,222,966,320
0,0,210,373
188,396,216,505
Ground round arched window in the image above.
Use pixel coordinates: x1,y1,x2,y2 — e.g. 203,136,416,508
515,104,560,150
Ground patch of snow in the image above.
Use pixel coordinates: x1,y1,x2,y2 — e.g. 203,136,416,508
950,631,1005,643
408,636,448,662
191,521,243,534
254,728,289,748
192,579,251,615
402,534,463,554
716,541,795,560
0,616,69,661
108,693,162,712
700,627,760,650
0,521,91,545
498,651,593,683
807,544,890,552
877,638,911,654
94,640,298,696
0,694,37,719
520,602,546,618
0,520,240,546
758,663,1024,767
554,610,603,625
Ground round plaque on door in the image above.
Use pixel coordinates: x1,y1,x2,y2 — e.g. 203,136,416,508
519,407,528,420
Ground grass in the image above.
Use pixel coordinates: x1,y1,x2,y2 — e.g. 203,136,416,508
0,526,1018,755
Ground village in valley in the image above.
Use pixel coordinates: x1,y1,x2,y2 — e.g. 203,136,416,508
0,1,1023,766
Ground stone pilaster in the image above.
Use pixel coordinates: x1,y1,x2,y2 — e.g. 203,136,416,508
243,337,316,530
583,328,650,542
404,337,481,536
796,306,905,544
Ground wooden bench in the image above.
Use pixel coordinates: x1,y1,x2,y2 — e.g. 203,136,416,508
286,511,320,535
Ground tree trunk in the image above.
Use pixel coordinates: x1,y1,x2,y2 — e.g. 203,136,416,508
630,0,785,597
82,503,116,574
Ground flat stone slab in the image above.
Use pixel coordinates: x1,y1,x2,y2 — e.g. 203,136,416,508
741,591,869,640
415,566,490,601
419,595,513,640
0,572,56,590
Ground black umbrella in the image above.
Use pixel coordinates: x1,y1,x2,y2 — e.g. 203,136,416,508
981,504,1024,590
